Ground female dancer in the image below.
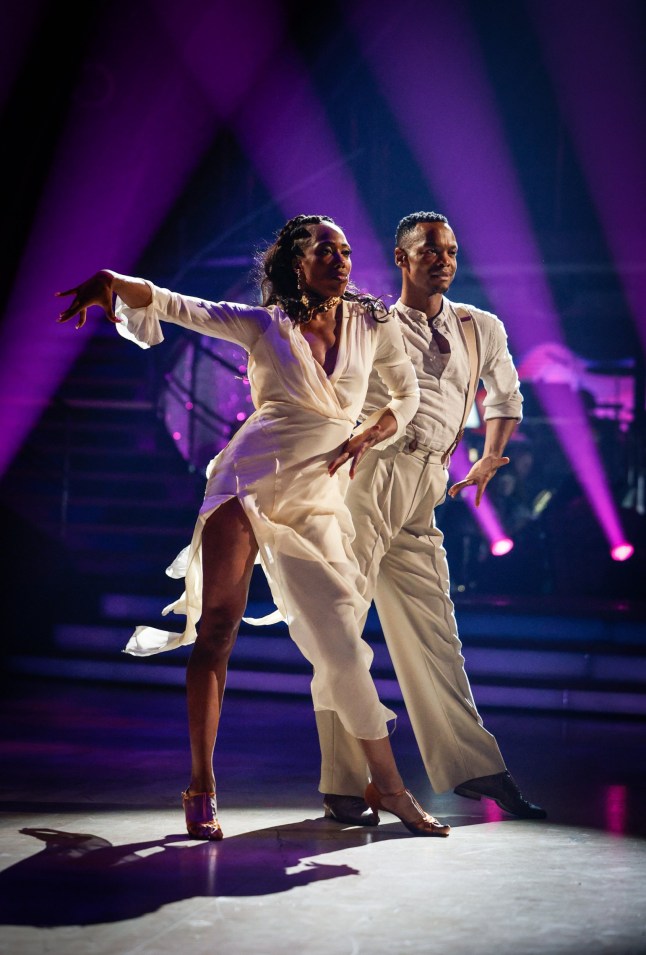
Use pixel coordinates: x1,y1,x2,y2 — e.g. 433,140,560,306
56,214,450,840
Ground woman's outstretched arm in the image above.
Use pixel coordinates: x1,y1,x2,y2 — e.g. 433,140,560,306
56,271,270,351
56,269,152,328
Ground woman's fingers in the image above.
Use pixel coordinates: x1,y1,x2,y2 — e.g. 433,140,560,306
348,444,368,479
329,438,373,478
328,449,351,476
55,275,119,327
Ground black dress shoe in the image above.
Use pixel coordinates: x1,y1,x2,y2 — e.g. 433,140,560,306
454,771,547,819
323,793,379,826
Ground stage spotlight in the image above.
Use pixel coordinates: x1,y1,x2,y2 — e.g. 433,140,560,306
610,543,634,562
491,538,514,557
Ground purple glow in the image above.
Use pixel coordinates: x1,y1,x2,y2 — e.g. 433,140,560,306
448,443,508,545
527,0,646,354
152,1,392,460
352,0,561,354
611,544,634,563
232,58,390,287
162,336,252,466
483,800,505,823
491,538,514,557
533,382,627,549
0,2,241,478
604,784,627,835
351,0,631,555
163,3,389,290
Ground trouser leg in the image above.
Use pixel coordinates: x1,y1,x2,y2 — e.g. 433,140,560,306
316,709,371,795
317,447,507,796
376,519,506,792
317,447,404,795
273,550,394,742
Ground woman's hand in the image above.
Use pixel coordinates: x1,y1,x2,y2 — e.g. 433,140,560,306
328,424,385,479
55,270,119,329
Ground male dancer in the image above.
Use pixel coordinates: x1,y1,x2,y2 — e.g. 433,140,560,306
320,211,546,824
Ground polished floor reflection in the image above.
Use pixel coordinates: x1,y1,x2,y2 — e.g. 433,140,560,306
1,678,645,955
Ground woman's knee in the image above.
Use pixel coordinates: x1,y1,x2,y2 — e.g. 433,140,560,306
197,601,245,655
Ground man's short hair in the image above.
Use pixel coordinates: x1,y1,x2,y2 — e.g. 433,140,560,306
395,211,449,248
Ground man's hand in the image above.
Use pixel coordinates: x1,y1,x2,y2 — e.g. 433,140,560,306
448,454,510,506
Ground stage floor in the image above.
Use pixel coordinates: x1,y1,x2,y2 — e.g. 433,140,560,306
1,678,645,955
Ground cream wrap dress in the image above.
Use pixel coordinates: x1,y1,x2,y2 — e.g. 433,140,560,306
115,283,419,740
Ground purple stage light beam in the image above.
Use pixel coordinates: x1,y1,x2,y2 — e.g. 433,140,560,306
231,54,391,290
351,0,632,555
533,381,630,552
0,0,283,479
526,0,646,355
351,0,562,354
160,0,390,291
448,442,512,555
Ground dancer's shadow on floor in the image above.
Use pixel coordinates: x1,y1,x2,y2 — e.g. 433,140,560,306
0,817,413,927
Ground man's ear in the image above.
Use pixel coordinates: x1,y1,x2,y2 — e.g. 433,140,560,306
394,246,408,270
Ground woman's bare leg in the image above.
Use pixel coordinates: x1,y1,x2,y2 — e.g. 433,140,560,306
185,498,258,795
360,736,447,828
360,736,404,795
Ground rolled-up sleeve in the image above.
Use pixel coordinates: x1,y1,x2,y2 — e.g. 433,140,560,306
357,315,420,446
480,316,523,421
115,281,270,351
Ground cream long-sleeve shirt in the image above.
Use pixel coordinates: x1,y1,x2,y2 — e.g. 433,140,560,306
359,297,522,453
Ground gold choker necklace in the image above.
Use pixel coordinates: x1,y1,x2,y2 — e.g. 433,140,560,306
300,293,342,324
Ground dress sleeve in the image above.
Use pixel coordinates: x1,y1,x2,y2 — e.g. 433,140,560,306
114,281,271,351
355,313,420,447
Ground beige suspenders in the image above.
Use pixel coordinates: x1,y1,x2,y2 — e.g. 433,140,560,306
441,307,481,465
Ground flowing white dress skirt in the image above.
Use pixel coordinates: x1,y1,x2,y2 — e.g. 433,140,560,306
124,399,396,740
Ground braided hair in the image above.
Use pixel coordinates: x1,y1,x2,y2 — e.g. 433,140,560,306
258,214,386,323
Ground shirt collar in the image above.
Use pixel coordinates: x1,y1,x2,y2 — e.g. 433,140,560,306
394,297,449,330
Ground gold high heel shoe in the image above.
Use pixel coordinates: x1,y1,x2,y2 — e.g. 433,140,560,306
365,782,450,837
182,790,224,841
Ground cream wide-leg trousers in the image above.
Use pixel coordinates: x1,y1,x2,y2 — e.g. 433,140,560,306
316,440,507,795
